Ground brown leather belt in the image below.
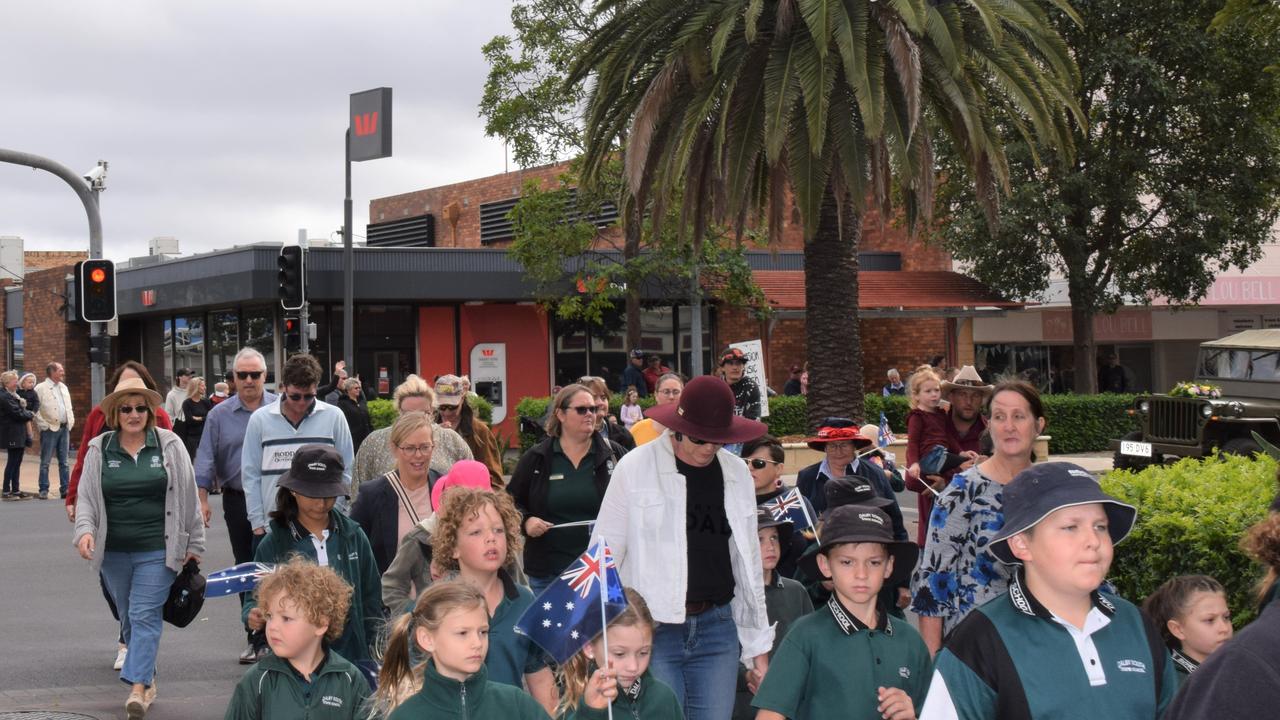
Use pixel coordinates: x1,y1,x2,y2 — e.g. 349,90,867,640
685,601,717,616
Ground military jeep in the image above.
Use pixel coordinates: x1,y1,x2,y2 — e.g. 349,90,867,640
1111,329,1280,470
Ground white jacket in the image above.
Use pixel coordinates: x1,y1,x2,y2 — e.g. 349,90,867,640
593,430,773,667
34,379,73,432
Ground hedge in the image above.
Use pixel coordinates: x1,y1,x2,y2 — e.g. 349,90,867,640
1101,453,1276,627
368,394,494,431
514,391,1137,451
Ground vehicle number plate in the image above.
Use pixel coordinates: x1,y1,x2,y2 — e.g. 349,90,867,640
1121,441,1152,458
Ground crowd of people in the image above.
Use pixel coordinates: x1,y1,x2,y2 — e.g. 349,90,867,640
39,347,1280,719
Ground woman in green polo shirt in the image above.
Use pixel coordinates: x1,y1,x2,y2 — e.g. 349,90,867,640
74,377,205,719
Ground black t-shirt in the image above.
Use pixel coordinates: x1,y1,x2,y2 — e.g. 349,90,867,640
679,457,735,605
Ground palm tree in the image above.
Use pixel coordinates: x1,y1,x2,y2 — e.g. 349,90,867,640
570,0,1082,429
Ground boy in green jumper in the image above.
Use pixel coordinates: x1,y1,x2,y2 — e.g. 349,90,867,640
919,462,1177,720
753,505,930,720
226,558,370,719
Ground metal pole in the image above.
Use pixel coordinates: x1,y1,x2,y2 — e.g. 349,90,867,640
298,229,310,354
689,252,704,377
343,130,354,371
0,148,106,403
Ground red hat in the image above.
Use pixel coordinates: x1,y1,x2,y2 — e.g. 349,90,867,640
431,460,492,512
805,425,873,452
719,347,747,366
644,376,767,444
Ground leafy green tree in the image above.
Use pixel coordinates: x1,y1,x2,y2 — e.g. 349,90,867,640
936,0,1280,394
570,0,1081,429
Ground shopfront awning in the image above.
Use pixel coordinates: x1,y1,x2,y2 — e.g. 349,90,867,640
751,270,1023,317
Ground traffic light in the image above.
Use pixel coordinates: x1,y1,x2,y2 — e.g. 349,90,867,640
77,259,117,322
278,246,305,311
282,316,301,352
88,334,111,366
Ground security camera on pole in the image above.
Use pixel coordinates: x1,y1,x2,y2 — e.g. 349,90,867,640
344,88,392,371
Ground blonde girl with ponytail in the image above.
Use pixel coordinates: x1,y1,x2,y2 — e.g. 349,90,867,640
373,581,550,720
557,588,683,719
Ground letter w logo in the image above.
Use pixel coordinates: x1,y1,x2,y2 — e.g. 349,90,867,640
353,112,378,137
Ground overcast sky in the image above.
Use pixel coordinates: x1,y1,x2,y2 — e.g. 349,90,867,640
0,0,518,261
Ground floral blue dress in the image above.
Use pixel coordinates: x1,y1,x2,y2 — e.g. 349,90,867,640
909,466,1011,636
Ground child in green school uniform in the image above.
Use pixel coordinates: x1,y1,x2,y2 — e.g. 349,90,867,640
1142,575,1233,686
919,462,1178,720
557,587,684,719
752,504,931,720
225,558,370,720
372,581,551,720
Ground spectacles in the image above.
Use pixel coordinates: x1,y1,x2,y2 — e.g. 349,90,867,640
749,458,781,470
235,371,263,380
675,432,721,447
565,405,598,416
118,404,150,415
437,404,460,412
397,444,434,456
824,441,855,452
286,392,316,402
658,389,682,397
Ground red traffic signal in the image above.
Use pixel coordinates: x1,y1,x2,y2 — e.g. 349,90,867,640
77,260,117,323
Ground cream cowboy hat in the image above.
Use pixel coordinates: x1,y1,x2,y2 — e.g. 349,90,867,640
941,365,994,397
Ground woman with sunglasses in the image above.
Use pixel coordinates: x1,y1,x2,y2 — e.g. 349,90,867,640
741,435,814,580
507,383,626,595
434,374,504,486
74,376,204,718
594,375,772,720
629,372,684,446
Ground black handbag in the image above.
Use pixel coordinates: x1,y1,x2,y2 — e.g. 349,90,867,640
163,558,206,628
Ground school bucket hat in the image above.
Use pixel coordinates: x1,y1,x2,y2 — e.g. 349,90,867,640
755,507,795,548
822,476,893,520
816,505,919,587
277,445,347,498
644,375,766,444
988,462,1137,565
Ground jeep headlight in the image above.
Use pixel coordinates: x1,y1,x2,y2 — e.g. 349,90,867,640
1138,400,1150,415
1201,403,1214,418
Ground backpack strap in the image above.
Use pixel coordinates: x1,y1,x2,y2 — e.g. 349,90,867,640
1139,607,1168,704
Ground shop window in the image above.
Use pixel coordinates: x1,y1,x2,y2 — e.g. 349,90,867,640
207,310,239,382
974,344,1050,391
242,306,276,385
173,314,205,379
8,328,22,372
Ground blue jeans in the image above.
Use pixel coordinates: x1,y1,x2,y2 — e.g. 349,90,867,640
526,574,557,597
650,603,740,720
100,550,175,687
39,427,70,495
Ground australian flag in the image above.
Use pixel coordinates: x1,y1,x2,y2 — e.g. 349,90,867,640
205,562,275,598
879,412,896,447
515,541,627,664
760,487,814,534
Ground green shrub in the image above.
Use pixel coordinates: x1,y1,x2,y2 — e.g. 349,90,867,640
467,394,494,424
761,395,808,437
1041,393,1138,454
368,398,397,430
516,396,553,449
1100,453,1276,627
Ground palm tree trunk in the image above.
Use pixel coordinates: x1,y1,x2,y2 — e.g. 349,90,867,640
624,206,643,350
805,185,864,432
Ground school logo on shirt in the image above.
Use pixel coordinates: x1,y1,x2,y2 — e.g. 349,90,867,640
107,459,122,469
898,667,911,679
347,551,359,561
321,695,343,708
150,455,163,468
1116,659,1147,673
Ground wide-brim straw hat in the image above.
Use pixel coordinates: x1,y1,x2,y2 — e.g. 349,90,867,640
100,377,163,419
941,365,994,397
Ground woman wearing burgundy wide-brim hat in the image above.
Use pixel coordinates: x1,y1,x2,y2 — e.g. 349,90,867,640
593,375,773,720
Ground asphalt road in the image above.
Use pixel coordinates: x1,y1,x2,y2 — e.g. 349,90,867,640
0,490,246,719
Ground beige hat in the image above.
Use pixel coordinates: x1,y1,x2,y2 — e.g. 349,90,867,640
434,374,466,406
941,365,994,397
101,377,163,420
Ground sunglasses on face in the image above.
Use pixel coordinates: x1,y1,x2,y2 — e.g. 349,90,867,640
749,458,781,470
722,359,746,366
286,392,316,402
118,405,150,415
235,371,263,380
437,404,460,412
675,432,721,447
564,405,598,416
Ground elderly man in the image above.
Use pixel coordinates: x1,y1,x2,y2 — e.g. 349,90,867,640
34,361,74,499
193,348,277,663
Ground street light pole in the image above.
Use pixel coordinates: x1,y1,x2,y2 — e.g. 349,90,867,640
343,130,354,371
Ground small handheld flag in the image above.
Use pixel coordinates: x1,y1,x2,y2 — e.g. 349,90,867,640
205,562,275,598
760,487,815,534
514,542,627,665
879,412,896,448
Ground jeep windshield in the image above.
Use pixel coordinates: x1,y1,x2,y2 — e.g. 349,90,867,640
1199,348,1280,381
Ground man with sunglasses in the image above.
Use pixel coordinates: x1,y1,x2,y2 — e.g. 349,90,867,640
594,375,773,720
193,347,278,663
241,352,354,553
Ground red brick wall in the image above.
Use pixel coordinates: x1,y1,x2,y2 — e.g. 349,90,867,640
23,264,92,451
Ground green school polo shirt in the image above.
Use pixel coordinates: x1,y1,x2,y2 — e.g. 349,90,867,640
542,439,600,574
752,595,933,720
101,429,168,552
484,570,547,687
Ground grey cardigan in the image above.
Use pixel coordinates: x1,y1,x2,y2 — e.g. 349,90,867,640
74,427,206,574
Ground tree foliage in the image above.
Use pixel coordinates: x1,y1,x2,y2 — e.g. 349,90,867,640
935,0,1280,392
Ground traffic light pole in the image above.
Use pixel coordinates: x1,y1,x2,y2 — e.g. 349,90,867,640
297,230,309,354
0,148,106,403
343,130,354,372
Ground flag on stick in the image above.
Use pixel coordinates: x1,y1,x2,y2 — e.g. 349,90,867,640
515,541,627,665
205,562,275,598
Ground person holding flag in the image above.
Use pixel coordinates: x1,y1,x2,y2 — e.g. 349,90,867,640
743,435,815,579
593,375,772,720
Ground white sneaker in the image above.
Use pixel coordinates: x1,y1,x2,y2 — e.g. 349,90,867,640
114,646,128,670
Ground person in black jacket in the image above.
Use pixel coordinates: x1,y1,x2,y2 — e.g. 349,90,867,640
17,373,39,452
0,370,34,500
350,411,440,574
506,383,626,595
180,376,212,461
337,378,374,454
